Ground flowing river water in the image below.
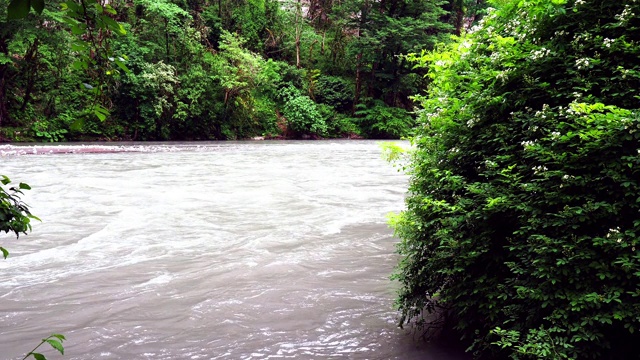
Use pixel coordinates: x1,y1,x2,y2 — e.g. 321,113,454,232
1,141,465,360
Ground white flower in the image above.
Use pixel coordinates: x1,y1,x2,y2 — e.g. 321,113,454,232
576,58,590,70
607,227,621,239
496,70,510,83
616,5,635,23
530,48,550,60
532,165,548,174
603,38,615,48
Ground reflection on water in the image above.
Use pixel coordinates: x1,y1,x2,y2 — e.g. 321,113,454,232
0,141,467,359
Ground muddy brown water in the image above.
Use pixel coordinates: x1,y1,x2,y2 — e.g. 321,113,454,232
1,141,467,359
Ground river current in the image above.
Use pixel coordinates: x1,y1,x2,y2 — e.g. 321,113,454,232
1,141,463,359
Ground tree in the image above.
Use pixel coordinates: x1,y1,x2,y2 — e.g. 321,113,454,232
133,0,191,62
342,0,452,108
393,0,640,358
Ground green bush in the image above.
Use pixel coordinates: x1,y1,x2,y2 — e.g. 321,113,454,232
116,61,179,140
314,75,353,112
354,99,414,139
0,175,36,259
325,112,359,138
393,0,640,359
279,85,327,137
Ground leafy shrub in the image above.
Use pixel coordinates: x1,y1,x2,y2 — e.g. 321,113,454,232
279,85,327,137
116,61,179,140
354,99,414,139
0,175,36,259
253,95,280,137
325,112,359,138
314,75,353,112
393,0,640,359
257,59,306,99
31,121,68,142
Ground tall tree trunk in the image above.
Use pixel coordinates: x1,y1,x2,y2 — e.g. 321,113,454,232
353,0,368,114
295,0,302,68
454,0,464,35
0,35,11,128
165,19,170,61
20,38,40,112
308,39,318,66
0,67,8,129
353,52,362,115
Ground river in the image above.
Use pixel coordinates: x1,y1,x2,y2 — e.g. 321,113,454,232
0,141,465,360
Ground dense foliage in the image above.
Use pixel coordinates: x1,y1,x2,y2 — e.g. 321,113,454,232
0,0,481,141
0,175,36,259
393,0,640,358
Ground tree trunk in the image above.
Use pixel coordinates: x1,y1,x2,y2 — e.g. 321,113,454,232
454,0,464,36
20,38,40,112
308,39,318,66
295,0,302,68
353,52,362,115
353,0,367,114
0,34,11,128
165,19,170,61
0,67,8,129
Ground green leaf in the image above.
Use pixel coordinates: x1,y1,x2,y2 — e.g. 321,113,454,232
70,119,84,131
31,353,46,360
114,59,131,73
51,334,66,341
7,0,30,20
71,60,88,71
1,175,11,185
19,183,31,190
60,16,78,27
71,24,85,35
31,0,44,14
46,339,64,355
100,15,126,35
71,43,87,52
103,4,117,15
93,105,109,121
1,247,8,259
62,0,80,13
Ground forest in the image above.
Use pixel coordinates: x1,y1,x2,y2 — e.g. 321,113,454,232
0,0,485,141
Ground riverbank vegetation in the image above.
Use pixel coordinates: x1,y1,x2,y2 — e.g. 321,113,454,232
0,0,486,141
393,0,640,358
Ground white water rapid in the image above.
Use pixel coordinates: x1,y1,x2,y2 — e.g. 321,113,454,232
1,141,465,360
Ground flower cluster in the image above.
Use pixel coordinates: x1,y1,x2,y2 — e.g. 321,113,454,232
530,47,550,60
603,38,615,48
575,57,590,70
615,5,635,23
